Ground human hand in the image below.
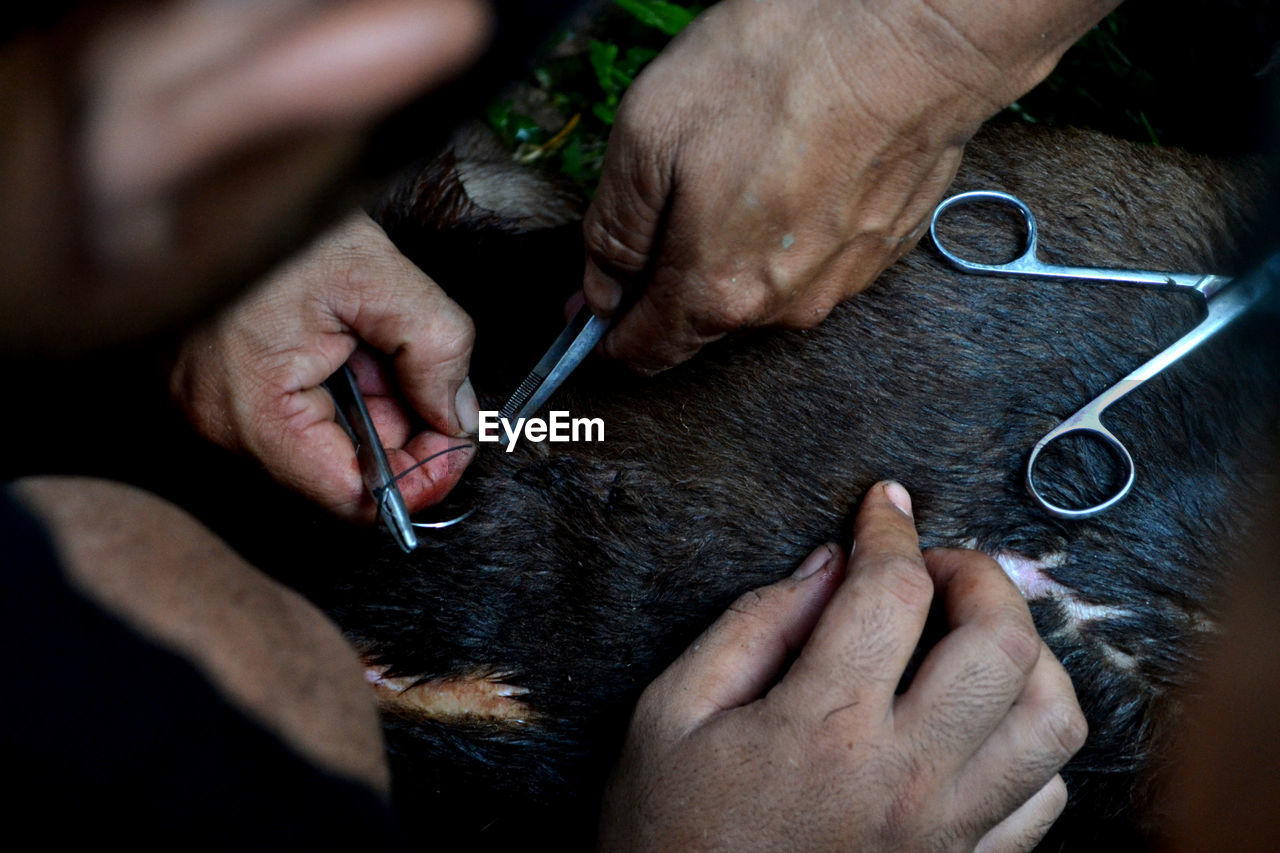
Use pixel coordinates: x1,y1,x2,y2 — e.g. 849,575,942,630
1,0,492,355
172,211,478,520
13,476,390,795
599,482,1087,851
580,0,1116,371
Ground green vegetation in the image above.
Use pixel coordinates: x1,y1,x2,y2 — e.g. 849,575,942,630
487,1,1165,192
487,0,702,189
1005,8,1164,147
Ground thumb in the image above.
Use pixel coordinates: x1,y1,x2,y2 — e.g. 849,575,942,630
580,119,671,320
644,544,845,739
331,213,478,437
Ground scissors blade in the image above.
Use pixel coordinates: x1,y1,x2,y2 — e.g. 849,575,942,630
498,305,610,435
324,363,418,553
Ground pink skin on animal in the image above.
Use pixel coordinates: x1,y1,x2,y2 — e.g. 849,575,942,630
991,550,1136,626
364,666,532,722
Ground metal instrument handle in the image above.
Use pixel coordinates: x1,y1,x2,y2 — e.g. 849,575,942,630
325,364,418,552
1025,406,1136,521
930,191,1218,292
1024,268,1271,518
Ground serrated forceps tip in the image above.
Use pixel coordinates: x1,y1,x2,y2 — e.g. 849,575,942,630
497,305,611,444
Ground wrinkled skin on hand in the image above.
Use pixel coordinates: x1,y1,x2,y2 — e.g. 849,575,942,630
582,0,1118,371
600,483,1087,852
171,211,479,520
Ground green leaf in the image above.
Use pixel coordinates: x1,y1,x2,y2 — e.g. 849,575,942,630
485,99,544,147
486,99,512,127
512,116,543,143
615,0,696,36
592,101,618,125
557,137,603,187
1136,110,1161,147
588,39,622,95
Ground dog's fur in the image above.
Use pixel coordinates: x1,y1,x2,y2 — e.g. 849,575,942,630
310,123,1278,849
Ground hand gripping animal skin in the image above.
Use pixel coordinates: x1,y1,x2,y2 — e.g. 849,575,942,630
312,123,1278,850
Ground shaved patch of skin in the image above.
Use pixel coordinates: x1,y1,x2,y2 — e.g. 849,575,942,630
986,549,1219,678
991,551,1137,626
365,666,532,723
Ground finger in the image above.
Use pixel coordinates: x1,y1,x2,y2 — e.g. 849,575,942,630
973,774,1069,853
601,285,722,374
953,641,1086,829
88,0,494,207
347,348,396,396
581,96,671,319
331,214,478,438
263,401,475,520
390,433,476,512
638,543,845,740
778,483,932,720
261,387,369,519
364,396,411,448
894,548,1044,767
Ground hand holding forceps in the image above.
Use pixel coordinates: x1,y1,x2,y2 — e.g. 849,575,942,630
324,305,610,551
929,190,1273,520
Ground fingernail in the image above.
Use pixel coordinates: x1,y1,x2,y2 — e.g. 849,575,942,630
454,377,479,435
883,481,912,517
584,262,623,314
794,543,839,579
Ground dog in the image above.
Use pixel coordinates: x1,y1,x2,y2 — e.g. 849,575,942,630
306,122,1278,849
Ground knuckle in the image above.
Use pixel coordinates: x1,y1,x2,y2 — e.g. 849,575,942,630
778,299,833,330
985,610,1042,676
446,307,477,350
633,676,666,715
612,73,687,153
692,275,771,333
867,554,934,610
630,682,673,739
426,307,476,362
328,219,395,276
1038,698,1089,760
951,546,1004,575
713,295,765,331
725,586,771,623
582,212,650,275
761,247,807,298
869,753,937,848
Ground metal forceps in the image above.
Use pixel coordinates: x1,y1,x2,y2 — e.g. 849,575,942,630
324,305,608,549
496,304,611,443
325,364,472,554
929,190,1273,520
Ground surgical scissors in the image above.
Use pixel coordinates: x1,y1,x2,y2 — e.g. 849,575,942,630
929,190,1273,520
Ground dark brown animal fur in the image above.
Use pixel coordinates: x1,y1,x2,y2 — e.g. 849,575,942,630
310,123,1278,850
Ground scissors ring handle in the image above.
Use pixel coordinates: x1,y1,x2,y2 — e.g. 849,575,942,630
930,190,1040,274
1025,420,1136,520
